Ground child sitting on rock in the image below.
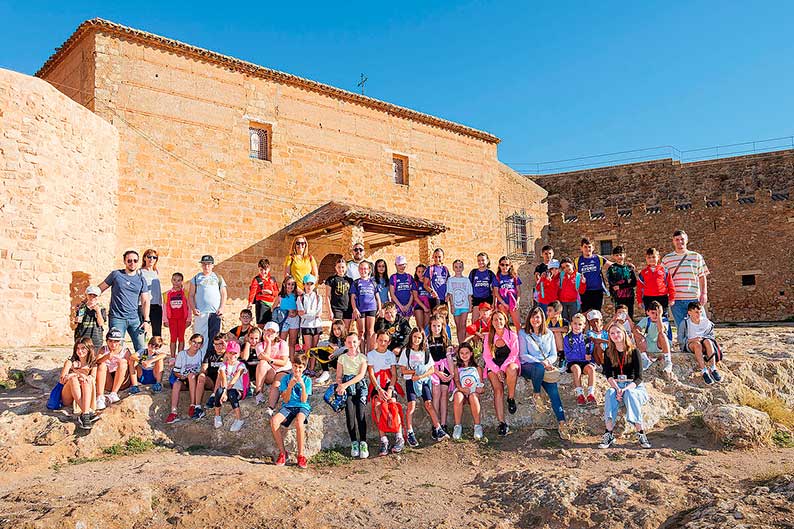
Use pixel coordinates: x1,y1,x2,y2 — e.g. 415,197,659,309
271,353,312,469
212,341,246,432
634,301,673,378
678,301,723,385
60,338,98,430
564,314,597,406
128,336,169,394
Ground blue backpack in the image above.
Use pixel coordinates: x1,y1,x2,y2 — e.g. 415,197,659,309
323,383,347,413
47,382,64,410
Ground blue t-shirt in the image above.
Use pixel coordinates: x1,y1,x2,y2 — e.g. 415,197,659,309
412,278,431,299
279,293,298,311
351,278,378,312
374,277,390,304
423,265,450,300
469,269,496,299
576,255,606,292
279,372,312,411
586,329,609,352
104,269,150,320
390,273,415,306
191,272,226,313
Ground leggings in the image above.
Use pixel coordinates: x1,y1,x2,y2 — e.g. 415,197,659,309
345,395,367,442
213,387,241,409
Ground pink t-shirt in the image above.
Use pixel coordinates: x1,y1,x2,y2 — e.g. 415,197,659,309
100,345,131,373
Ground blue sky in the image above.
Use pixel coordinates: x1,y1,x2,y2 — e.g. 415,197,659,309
2,1,793,171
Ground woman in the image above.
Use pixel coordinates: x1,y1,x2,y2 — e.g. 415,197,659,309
518,307,569,440
283,237,318,293
482,310,520,436
598,324,652,449
140,248,163,337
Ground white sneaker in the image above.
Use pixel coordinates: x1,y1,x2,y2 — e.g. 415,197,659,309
107,392,120,404
96,395,107,410
214,416,223,429
663,360,673,373
351,441,360,458
452,424,463,440
473,424,484,440
230,419,244,432
255,393,265,405
265,407,274,417
359,441,369,459
316,371,330,384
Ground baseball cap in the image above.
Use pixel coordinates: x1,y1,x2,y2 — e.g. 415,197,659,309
200,255,214,264
395,255,407,265
264,321,279,333
303,274,317,285
225,341,241,354
478,302,493,311
85,286,101,296
586,310,602,321
106,327,124,341
548,260,560,269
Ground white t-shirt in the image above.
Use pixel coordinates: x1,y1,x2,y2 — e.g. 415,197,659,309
174,349,202,375
446,276,473,311
367,349,397,373
686,311,713,339
221,361,246,391
397,349,433,380
297,291,323,329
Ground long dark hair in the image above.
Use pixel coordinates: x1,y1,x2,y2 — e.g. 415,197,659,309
455,342,476,368
279,275,296,298
373,259,389,284
403,327,429,365
523,307,548,335
71,337,96,368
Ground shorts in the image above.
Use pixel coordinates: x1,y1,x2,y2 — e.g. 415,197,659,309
254,301,273,325
140,368,158,385
566,361,595,373
404,377,432,402
245,361,259,380
301,327,322,336
168,372,190,389
453,307,469,317
332,307,354,320
281,315,300,332
472,295,493,307
278,406,310,428
414,296,430,311
428,297,442,311
358,310,377,318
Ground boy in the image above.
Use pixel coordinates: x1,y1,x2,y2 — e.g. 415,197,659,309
164,272,191,356
271,353,312,468
373,302,411,353
545,301,569,369
228,309,254,349
128,336,169,393
576,238,612,313
194,333,226,420
533,245,559,305
74,285,107,349
634,301,673,377
636,248,675,340
325,257,354,328
558,257,586,321
535,261,561,315
606,246,637,318
466,302,492,340
678,301,722,385
247,258,279,329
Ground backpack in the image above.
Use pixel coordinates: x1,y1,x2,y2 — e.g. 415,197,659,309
323,384,347,412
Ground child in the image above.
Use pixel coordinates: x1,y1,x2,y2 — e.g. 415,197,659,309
427,314,454,436
494,256,522,330
468,252,496,323
194,333,226,420
367,331,405,455
585,310,609,365
634,301,673,377
545,301,569,369
95,327,132,410
273,275,300,355
373,302,411,353
446,259,473,345
325,258,354,331
466,302,493,341
240,326,263,385
373,259,391,307
73,285,106,350
164,272,191,356
558,257,586,322
128,336,168,394
533,245,560,304
636,248,675,336
212,341,246,432
247,258,279,329
564,314,597,406
423,248,450,311
412,264,432,331
451,342,485,440
60,338,98,430
228,309,254,350
399,328,448,446
310,319,345,387
297,274,325,380
678,301,723,385
389,255,416,319
535,261,560,315
351,261,381,352
606,246,637,317
271,354,312,468
335,333,369,458
165,333,204,424
255,322,292,414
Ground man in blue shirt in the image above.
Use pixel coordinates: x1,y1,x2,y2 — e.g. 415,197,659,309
98,250,151,352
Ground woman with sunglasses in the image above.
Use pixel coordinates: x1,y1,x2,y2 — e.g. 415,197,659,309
140,248,163,337
284,237,317,294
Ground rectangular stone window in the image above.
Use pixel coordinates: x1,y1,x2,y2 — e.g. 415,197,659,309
741,274,756,287
506,211,532,258
249,124,271,161
393,154,409,185
599,240,614,256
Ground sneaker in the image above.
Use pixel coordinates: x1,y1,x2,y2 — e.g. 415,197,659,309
107,392,120,404
275,452,287,466
188,405,196,418
507,398,517,415
297,455,308,469
435,427,450,441
558,423,571,441
255,393,265,405
498,422,509,437
598,431,616,449
637,432,652,449
230,419,245,432
441,424,450,437
379,439,389,456
392,436,405,453
96,395,107,411
193,406,206,420
265,407,275,417
205,395,216,409
586,394,597,405
214,415,223,429
129,385,140,395
641,354,656,371
406,431,419,447
87,412,100,423
576,395,586,406
76,414,87,430
152,382,163,393
710,369,722,383
351,441,360,458
473,424,484,440
359,441,369,459
558,360,567,373
702,370,714,385
316,371,330,384
452,424,463,440
165,412,179,424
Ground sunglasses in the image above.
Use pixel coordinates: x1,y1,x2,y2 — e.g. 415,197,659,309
146,255,158,260
296,241,307,246
126,259,139,264
353,248,364,252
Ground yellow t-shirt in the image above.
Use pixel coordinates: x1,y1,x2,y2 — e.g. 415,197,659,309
338,352,367,377
284,254,316,290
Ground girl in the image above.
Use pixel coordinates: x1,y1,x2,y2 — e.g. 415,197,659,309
493,256,522,330
598,324,652,449
128,336,169,394
240,326,263,387
95,327,132,410
373,259,391,310
423,248,450,311
389,256,415,318
399,328,447,446
60,338,98,430
451,342,484,441
140,248,163,337
297,274,324,380
273,275,300,356
586,309,609,365
482,310,520,436
165,333,204,424
335,333,370,459
446,259,473,345
255,321,292,415
212,341,246,432
559,257,586,321
427,314,454,436
518,308,569,440
312,319,346,386
412,264,432,331
367,331,405,456
469,252,496,323
283,237,318,293
565,314,597,406
351,261,381,353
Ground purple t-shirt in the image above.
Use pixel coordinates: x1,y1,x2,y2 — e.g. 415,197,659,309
423,265,450,300
495,272,522,293
576,255,605,292
390,273,415,306
469,269,496,299
351,277,378,312
412,279,430,299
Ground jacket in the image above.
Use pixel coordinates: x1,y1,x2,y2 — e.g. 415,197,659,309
636,265,676,303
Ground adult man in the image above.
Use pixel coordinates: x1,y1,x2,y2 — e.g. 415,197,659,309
98,250,150,352
576,238,613,313
662,230,709,342
188,255,228,354
345,243,372,281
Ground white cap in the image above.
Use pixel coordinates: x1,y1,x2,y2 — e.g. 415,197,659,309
586,309,602,321
263,321,280,333
86,286,101,296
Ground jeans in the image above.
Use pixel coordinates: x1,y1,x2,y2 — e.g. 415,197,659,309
670,299,697,341
109,316,146,352
561,301,579,322
520,362,565,422
604,382,648,426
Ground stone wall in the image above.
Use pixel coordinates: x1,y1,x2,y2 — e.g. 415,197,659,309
547,190,794,322
0,68,119,347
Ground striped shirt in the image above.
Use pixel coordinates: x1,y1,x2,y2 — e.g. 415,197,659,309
661,250,709,300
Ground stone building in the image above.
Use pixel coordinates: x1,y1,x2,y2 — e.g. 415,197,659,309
0,19,546,347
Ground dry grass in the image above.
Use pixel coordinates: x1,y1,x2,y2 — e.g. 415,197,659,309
738,390,794,428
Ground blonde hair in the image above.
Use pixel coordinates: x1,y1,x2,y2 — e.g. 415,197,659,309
605,323,634,366
570,313,587,326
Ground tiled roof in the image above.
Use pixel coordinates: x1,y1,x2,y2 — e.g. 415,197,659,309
36,18,500,144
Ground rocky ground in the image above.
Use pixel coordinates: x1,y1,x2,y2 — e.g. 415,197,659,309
0,326,793,529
